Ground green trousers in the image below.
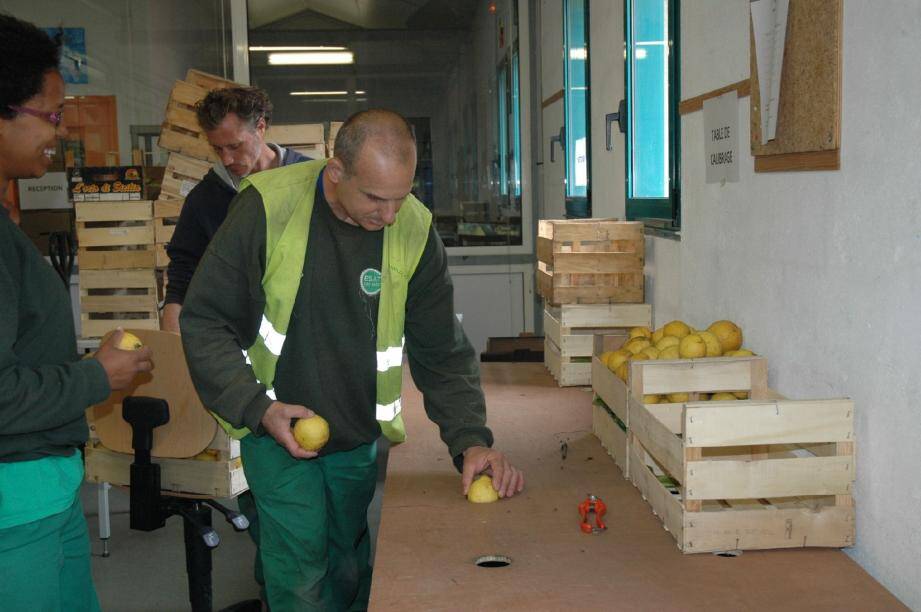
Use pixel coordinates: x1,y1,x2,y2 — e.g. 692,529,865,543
241,435,377,612
0,495,100,611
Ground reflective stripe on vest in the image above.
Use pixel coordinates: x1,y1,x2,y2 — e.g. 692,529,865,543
215,158,432,442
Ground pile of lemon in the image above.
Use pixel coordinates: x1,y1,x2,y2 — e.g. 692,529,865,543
598,319,756,404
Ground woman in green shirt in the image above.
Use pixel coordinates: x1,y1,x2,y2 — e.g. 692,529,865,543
0,15,152,610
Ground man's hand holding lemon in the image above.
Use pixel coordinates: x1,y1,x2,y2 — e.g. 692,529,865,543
261,401,327,459
94,328,153,390
462,446,524,502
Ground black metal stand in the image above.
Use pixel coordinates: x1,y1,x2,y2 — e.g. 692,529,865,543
123,396,249,612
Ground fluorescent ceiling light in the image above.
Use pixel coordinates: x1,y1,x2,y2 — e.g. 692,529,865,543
250,46,346,51
269,51,354,65
290,90,367,96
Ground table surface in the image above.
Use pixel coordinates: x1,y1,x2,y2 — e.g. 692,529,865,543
369,363,905,611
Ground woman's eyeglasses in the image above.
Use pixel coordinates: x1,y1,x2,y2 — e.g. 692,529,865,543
8,105,64,127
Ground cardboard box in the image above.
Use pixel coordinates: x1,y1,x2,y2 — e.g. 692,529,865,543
68,166,144,201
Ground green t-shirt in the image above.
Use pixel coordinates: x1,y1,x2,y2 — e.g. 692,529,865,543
0,451,83,529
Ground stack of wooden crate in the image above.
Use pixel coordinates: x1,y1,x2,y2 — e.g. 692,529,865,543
537,218,648,386
265,123,327,158
327,121,343,156
590,337,856,553
155,69,239,271
75,200,159,337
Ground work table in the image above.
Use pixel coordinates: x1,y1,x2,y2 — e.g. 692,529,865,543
369,363,904,611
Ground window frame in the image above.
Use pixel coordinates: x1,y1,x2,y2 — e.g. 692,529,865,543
625,0,681,231
563,0,591,216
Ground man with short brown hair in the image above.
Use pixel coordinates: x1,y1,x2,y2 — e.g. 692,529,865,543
180,108,524,611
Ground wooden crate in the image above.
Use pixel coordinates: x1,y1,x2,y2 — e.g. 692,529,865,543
154,198,183,219
592,401,628,474
154,217,177,245
544,337,591,386
156,243,170,268
159,123,217,163
625,358,855,554
85,422,246,498
79,269,159,337
75,201,156,269
537,219,645,305
265,123,325,146
160,152,210,200
185,68,238,92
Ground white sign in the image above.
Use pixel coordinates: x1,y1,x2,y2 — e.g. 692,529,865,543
703,92,740,184
18,172,70,210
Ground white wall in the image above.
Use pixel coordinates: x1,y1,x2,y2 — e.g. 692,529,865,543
672,2,921,606
0,0,229,163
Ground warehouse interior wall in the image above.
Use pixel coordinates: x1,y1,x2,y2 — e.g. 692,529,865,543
0,0,230,164
578,1,921,605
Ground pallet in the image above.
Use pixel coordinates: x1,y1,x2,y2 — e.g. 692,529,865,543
75,201,156,269
537,219,645,305
79,269,159,337
624,357,855,553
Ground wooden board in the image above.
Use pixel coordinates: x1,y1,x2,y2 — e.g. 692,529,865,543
750,0,842,160
265,123,325,146
368,363,904,610
87,329,217,458
543,337,590,386
185,68,239,92
158,124,218,162
592,402,627,475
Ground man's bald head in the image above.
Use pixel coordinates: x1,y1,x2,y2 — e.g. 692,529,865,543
333,109,416,177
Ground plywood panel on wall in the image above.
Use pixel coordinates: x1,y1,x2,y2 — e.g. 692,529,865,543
750,0,842,158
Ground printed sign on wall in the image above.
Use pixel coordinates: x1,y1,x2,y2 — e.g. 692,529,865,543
703,91,739,184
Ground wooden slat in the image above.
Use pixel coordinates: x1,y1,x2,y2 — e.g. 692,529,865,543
754,149,840,172
166,152,211,180
164,101,201,133
628,435,684,540
543,338,590,386
682,448,704,512
155,218,176,244
682,504,854,553
592,357,628,425
551,303,651,328
75,201,152,222
683,399,854,447
158,126,218,162
185,69,238,91
160,172,200,200
836,441,855,507
638,357,765,396
154,199,183,219
543,284,645,305
81,294,158,313
536,236,553,265
592,403,628,476
684,456,854,500
549,252,644,274
156,243,170,268
678,79,751,115
76,224,154,247
78,247,156,270
541,89,564,108
80,317,159,338
645,403,682,435
169,79,210,108
265,123,325,145
628,394,684,481
80,268,157,289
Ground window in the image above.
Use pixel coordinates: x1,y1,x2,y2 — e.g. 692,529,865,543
497,51,522,200
510,49,522,198
497,61,509,197
626,0,680,229
564,0,590,216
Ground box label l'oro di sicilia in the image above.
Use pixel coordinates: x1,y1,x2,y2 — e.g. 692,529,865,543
68,166,144,202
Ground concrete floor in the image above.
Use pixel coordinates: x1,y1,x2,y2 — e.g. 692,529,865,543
83,440,389,612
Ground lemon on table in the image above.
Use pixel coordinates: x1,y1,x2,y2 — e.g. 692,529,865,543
468,475,500,503
292,415,330,452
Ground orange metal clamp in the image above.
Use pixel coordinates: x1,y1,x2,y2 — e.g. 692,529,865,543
578,494,607,534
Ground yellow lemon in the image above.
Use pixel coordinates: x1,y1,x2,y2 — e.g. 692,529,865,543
628,326,652,340
655,335,680,351
651,327,665,344
624,337,652,355
292,415,330,452
659,346,680,360
615,362,629,381
710,392,738,401
707,320,743,352
599,351,616,365
638,346,660,360
697,330,723,357
732,391,750,399
644,394,662,404
194,449,220,461
697,393,711,401
101,330,143,350
663,320,691,339
666,392,689,403
678,334,707,359
606,349,632,372
468,475,500,503
724,348,755,357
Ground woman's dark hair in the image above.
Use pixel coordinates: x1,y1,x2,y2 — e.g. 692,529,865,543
0,14,62,120
195,87,273,132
